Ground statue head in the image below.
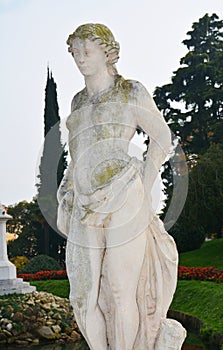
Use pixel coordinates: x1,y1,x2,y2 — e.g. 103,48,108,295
67,23,120,76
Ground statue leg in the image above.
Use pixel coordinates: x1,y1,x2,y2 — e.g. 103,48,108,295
66,228,108,350
105,231,147,350
103,173,148,350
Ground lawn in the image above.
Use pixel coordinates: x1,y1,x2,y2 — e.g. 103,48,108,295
31,278,223,334
179,238,223,269
171,280,223,333
30,239,223,348
31,279,70,298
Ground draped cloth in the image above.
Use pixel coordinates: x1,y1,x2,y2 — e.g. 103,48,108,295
57,156,182,349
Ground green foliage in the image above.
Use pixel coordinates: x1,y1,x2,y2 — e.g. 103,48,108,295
7,71,68,262
182,144,223,238
154,13,223,158
180,238,223,269
10,256,29,274
36,69,67,260
7,199,43,258
154,14,223,240
169,220,205,253
31,279,70,298
184,332,205,347
21,254,62,274
171,280,223,333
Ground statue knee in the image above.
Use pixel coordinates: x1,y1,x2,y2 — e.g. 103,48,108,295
109,281,134,307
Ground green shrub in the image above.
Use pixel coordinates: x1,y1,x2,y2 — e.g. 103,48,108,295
10,256,29,274
169,220,205,253
21,254,62,273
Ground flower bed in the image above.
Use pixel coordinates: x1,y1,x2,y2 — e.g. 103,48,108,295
18,266,223,283
178,266,223,283
18,270,67,281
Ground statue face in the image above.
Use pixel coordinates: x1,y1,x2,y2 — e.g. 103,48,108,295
71,38,108,77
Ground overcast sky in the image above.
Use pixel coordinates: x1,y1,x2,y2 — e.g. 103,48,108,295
1,0,223,206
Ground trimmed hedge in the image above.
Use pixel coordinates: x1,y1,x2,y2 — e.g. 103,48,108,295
20,254,62,274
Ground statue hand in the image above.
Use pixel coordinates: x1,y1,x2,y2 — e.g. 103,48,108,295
77,185,113,210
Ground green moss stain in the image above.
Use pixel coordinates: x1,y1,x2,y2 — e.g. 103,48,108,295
81,208,94,221
95,163,124,186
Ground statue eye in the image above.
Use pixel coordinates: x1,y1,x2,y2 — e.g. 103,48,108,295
72,50,79,56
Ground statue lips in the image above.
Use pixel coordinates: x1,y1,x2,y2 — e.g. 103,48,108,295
77,65,89,75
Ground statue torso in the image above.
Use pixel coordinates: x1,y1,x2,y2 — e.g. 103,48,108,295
66,76,142,193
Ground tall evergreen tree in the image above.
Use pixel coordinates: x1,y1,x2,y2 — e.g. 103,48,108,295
154,13,223,160
153,14,223,226
182,143,223,238
37,68,67,261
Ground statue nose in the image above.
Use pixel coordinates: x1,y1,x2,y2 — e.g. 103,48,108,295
78,52,85,64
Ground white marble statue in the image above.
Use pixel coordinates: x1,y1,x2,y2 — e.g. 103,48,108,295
57,23,186,350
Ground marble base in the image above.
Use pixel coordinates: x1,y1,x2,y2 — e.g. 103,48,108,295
0,278,36,295
155,318,187,350
0,260,17,280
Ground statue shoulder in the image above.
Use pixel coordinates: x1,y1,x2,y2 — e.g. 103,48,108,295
113,76,150,104
127,79,155,107
71,88,87,112
115,76,149,99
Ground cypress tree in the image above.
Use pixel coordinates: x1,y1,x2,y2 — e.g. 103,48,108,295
37,67,67,261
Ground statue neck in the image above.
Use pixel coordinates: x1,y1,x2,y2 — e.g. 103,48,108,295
85,70,115,97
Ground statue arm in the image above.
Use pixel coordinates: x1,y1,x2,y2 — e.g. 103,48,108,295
56,160,74,237
135,83,171,192
57,160,74,203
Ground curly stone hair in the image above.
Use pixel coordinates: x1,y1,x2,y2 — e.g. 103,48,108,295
66,23,120,76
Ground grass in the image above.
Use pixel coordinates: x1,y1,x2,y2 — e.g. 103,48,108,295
171,280,223,333
30,279,70,298
31,278,223,334
185,332,205,346
179,238,223,269
29,239,223,347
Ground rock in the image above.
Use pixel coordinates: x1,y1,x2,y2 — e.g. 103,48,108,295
53,312,62,320
12,311,23,321
15,340,29,345
3,329,12,337
0,318,9,324
32,338,40,344
64,326,73,334
6,323,13,331
70,330,81,340
17,332,33,340
52,325,61,333
41,303,51,311
27,338,34,342
37,326,57,340
0,291,79,346
6,306,13,313
7,336,15,344
51,303,60,308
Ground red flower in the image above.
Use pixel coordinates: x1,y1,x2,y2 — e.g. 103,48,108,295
18,270,67,281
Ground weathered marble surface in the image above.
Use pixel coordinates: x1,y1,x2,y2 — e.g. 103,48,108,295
58,23,186,350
